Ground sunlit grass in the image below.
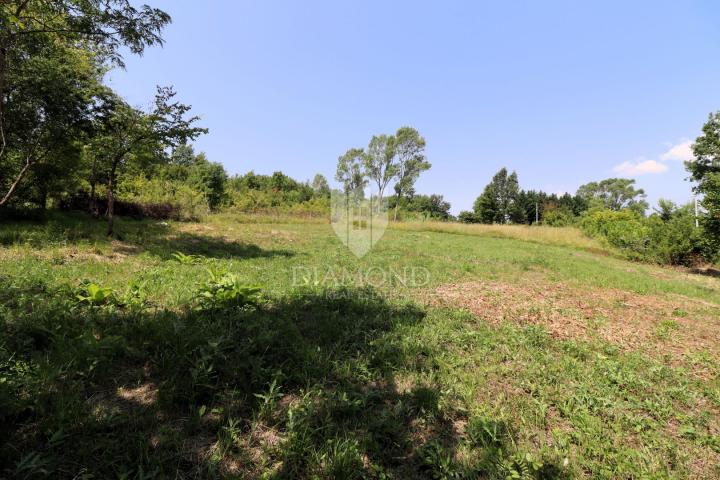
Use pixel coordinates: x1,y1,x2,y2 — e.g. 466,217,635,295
1,212,719,478
392,220,608,252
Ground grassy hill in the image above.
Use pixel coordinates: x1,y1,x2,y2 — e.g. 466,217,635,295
1,213,719,478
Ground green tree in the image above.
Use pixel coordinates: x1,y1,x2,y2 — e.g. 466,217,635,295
311,173,331,197
653,199,678,222
576,178,648,214
364,134,396,199
189,153,228,211
89,87,206,235
336,148,368,194
698,173,720,253
392,127,430,220
0,0,170,207
0,41,102,207
687,112,720,252
473,168,522,224
687,112,720,183
170,143,197,167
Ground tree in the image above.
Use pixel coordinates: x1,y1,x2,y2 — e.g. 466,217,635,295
686,113,720,251
189,153,227,211
170,143,196,167
0,40,101,207
90,86,206,235
364,134,396,199
576,178,648,214
687,112,720,183
336,148,368,194
473,168,522,224
698,173,720,253
458,210,479,223
0,0,171,207
311,173,330,197
391,127,430,220
653,199,678,222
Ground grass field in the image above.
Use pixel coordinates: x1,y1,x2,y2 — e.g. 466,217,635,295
1,213,719,479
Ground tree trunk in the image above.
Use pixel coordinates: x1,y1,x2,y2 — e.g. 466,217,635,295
0,156,31,207
106,168,116,236
0,43,6,161
89,179,99,218
393,193,401,221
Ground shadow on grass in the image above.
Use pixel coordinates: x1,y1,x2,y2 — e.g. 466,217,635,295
0,211,294,260
689,267,720,278
1,286,442,478
143,231,295,261
1,283,569,479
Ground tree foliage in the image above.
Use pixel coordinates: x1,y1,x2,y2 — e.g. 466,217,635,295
576,178,648,214
473,168,523,224
687,112,720,251
0,0,172,207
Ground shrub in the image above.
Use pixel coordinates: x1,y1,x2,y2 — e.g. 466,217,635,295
197,271,262,309
458,210,480,224
580,207,712,266
580,209,650,259
542,207,574,227
117,175,208,220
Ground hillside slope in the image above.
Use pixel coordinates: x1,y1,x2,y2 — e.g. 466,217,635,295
1,213,718,478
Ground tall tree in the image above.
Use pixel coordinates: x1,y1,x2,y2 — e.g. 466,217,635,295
364,134,396,199
473,168,522,224
392,126,430,220
311,173,331,197
336,148,368,195
576,178,648,214
90,86,206,235
687,112,720,183
0,41,101,207
0,0,170,207
687,112,720,247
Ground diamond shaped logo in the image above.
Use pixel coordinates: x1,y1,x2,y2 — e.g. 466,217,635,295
331,187,388,258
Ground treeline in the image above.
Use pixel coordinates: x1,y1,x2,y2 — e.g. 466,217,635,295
0,1,208,234
458,143,720,266
458,170,648,226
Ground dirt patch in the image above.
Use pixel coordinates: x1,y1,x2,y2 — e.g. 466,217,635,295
432,279,720,368
117,382,158,406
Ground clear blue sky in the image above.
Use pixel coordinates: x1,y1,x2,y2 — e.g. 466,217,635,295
108,1,720,214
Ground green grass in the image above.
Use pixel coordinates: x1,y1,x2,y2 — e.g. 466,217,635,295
1,212,719,478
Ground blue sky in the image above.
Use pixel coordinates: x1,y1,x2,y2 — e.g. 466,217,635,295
108,1,720,213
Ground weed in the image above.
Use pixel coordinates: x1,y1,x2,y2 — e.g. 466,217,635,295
76,282,114,306
655,319,680,340
197,270,262,309
171,251,205,265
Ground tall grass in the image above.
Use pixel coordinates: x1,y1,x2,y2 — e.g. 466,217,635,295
392,220,608,252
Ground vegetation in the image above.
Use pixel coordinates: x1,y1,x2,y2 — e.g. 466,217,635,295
2,1,720,478
1,212,719,478
687,112,720,253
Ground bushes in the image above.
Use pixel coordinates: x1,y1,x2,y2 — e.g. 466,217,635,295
117,175,209,220
580,210,651,259
60,191,184,220
580,207,712,266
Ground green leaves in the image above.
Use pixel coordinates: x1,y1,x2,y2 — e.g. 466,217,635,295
76,283,113,306
197,270,262,309
171,251,204,265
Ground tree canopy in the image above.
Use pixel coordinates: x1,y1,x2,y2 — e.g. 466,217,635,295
576,178,648,214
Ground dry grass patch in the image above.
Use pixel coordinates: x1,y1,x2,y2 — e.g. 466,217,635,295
432,277,720,370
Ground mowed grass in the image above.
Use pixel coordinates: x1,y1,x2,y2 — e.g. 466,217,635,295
392,220,607,253
1,212,719,479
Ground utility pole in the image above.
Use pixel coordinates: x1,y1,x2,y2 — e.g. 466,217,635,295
535,202,539,224
695,196,699,228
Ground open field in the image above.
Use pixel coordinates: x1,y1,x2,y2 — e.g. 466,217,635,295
1,213,720,478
